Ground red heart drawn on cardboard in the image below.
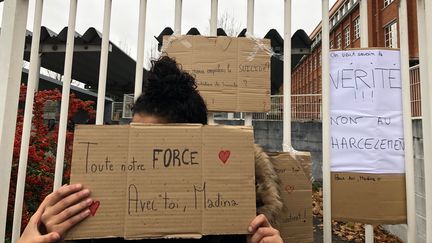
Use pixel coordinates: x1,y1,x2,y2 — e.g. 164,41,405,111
284,185,295,194
218,150,231,164
89,200,100,216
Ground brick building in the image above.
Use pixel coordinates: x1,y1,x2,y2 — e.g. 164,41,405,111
292,0,419,96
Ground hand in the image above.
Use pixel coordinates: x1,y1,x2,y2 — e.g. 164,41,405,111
18,203,61,243
39,184,93,238
247,214,283,243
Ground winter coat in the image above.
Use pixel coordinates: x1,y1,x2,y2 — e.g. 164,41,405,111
69,145,283,243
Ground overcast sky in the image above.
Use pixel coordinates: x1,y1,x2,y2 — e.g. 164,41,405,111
0,0,337,67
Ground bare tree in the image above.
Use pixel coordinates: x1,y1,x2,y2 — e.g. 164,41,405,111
207,11,243,37
119,39,133,56
145,39,160,69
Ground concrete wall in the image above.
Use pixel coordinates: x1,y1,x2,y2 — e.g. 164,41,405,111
291,121,323,181
215,120,283,151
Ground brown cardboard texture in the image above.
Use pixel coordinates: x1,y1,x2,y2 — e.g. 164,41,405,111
65,124,256,240
268,151,313,243
331,172,407,224
162,35,271,112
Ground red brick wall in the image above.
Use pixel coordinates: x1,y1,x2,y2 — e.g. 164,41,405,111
292,0,419,95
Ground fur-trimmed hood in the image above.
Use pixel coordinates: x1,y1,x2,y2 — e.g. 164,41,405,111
254,145,283,225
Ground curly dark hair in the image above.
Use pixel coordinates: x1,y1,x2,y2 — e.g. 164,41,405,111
132,56,208,124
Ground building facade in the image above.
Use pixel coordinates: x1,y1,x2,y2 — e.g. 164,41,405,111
292,0,419,95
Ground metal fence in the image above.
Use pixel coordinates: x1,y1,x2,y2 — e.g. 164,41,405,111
252,94,321,121
253,95,283,121
1,1,431,243
410,64,422,119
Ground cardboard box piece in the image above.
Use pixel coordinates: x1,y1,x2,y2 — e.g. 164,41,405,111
66,124,256,240
268,151,313,243
163,35,271,112
331,172,407,224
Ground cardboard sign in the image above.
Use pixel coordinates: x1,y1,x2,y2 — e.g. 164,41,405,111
329,49,407,224
65,124,256,240
331,172,406,224
268,152,313,243
162,35,271,112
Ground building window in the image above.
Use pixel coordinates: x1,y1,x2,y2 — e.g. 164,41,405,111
330,40,334,49
384,21,398,48
344,26,350,47
336,34,342,49
384,0,394,7
354,17,360,39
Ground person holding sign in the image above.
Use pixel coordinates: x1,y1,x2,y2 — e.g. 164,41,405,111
18,56,283,243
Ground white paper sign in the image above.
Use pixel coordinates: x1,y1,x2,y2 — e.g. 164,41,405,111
330,49,405,173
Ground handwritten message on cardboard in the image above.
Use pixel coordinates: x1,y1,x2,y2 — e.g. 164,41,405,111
163,35,271,112
65,124,256,240
331,172,406,224
330,49,405,173
269,152,313,243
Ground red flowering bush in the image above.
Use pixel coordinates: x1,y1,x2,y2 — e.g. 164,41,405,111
6,84,95,241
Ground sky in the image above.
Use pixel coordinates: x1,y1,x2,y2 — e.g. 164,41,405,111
0,0,337,68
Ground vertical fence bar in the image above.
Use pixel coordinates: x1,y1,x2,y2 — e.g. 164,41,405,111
53,0,78,190
0,1,29,241
208,0,217,125
282,0,292,150
174,0,182,35
359,0,374,241
321,0,331,242
399,0,417,242
134,0,147,101
421,0,432,241
34,55,42,91
95,0,112,125
359,0,368,48
244,0,254,126
210,0,218,35
11,0,44,241
246,0,254,33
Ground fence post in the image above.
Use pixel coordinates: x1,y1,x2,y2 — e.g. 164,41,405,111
0,0,29,241
399,0,417,242
321,0,331,242
11,1,44,242
419,0,432,241
207,0,218,125
134,0,147,101
53,0,78,190
282,0,292,151
174,0,182,35
95,0,112,125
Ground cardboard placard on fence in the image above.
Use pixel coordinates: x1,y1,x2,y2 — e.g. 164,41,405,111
331,172,406,224
162,35,271,112
330,49,407,224
268,151,313,243
66,124,256,240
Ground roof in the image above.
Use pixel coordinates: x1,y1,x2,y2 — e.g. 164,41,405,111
21,68,114,103
22,26,147,97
